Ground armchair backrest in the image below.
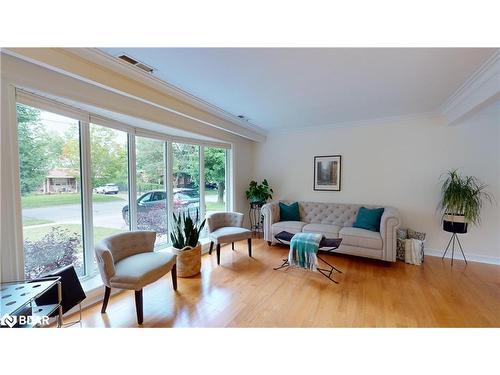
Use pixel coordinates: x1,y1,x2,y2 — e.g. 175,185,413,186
207,212,244,232
94,231,156,287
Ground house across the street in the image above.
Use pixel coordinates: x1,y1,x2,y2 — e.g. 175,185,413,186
41,168,79,193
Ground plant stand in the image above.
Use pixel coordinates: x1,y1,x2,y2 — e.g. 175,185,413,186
249,202,264,236
442,232,468,266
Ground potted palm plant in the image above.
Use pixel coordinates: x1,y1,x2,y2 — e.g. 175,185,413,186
170,209,206,277
438,169,493,233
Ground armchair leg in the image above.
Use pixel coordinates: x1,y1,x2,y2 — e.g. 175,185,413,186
232,242,235,250
171,264,177,291
267,241,272,246
216,243,221,265
135,289,143,325
248,238,252,257
101,286,111,313
209,241,214,254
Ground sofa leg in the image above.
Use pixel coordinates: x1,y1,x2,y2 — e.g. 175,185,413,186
101,286,111,313
135,289,143,325
171,264,177,291
248,238,252,257
216,243,221,265
267,241,272,246
231,242,235,251
209,241,214,254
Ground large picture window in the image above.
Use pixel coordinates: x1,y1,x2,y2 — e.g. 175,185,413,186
16,96,232,282
172,143,200,218
90,124,130,245
17,104,86,278
135,136,168,248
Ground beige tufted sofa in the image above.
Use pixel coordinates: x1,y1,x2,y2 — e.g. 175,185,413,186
261,201,401,262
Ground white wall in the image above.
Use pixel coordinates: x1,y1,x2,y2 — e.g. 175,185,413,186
255,104,500,263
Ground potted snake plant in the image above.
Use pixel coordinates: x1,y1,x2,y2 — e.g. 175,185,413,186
170,209,206,277
438,169,493,233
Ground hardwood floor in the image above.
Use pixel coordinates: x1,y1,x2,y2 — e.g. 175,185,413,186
74,238,500,327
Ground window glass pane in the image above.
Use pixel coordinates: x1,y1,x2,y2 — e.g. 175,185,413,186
172,143,200,220
136,136,168,249
90,124,130,245
204,147,227,215
17,104,85,278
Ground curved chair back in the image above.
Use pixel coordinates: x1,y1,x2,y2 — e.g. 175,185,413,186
95,231,156,287
207,212,244,233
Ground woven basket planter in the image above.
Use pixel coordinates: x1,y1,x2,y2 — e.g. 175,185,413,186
171,242,201,277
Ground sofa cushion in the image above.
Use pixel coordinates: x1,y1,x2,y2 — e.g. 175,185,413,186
353,207,385,232
339,227,383,249
279,202,300,221
302,223,341,238
272,221,307,234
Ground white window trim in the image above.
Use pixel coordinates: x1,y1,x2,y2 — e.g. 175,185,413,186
11,88,233,283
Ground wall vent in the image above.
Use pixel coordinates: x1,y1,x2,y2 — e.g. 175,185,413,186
117,54,154,73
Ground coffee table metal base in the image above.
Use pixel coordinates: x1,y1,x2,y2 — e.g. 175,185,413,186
273,231,343,284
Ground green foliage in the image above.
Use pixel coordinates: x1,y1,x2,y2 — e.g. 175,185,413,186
205,147,226,203
439,169,494,226
172,143,200,188
245,179,274,204
136,137,165,187
170,209,206,249
17,104,49,195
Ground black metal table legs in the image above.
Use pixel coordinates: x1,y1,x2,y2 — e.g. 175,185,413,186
442,232,468,266
273,254,342,284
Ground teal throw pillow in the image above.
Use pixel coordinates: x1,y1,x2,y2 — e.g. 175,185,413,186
353,207,385,232
279,202,300,221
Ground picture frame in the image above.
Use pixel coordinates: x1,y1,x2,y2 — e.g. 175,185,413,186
313,155,341,191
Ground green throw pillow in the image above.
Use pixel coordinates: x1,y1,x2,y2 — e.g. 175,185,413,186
353,207,385,232
279,202,300,221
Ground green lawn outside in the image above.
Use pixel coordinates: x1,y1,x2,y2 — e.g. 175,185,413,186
206,201,225,212
21,193,124,209
23,223,124,243
23,217,54,226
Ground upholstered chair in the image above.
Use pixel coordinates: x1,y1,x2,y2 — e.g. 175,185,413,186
94,231,177,324
207,212,252,265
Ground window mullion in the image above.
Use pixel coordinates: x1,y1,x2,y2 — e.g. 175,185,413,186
166,141,174,244
128,134,137,231
199,146,206,221
80,121,94,276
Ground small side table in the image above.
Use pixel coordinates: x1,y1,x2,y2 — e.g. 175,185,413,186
0,276,63,328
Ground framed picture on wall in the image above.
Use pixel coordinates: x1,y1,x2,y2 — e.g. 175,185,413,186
313,155,341,191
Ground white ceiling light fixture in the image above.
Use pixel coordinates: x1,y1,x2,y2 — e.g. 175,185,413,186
117,54,154,73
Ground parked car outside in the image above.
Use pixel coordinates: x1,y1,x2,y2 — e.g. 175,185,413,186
122,189,200,226
94,183,119,195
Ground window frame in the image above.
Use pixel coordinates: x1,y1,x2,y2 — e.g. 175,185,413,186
14,90,233,281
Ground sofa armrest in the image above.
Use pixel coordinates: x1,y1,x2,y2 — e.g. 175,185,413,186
379,207,401,262
261,201,279,242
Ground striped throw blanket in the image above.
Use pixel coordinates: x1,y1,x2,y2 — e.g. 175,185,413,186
289,232,323,270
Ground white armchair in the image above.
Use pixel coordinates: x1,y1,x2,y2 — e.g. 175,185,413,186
207,212,252,265
94,230,177,324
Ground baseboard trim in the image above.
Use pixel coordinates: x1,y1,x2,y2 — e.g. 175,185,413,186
425,248,500,265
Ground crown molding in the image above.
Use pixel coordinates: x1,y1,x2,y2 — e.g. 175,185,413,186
2,48,266,142
64,48,268,136
267,110,443,134
440,49,500,125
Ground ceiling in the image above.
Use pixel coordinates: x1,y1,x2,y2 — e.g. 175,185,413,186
101,48,497,131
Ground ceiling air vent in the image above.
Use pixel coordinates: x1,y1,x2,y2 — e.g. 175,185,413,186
117,54,154,73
